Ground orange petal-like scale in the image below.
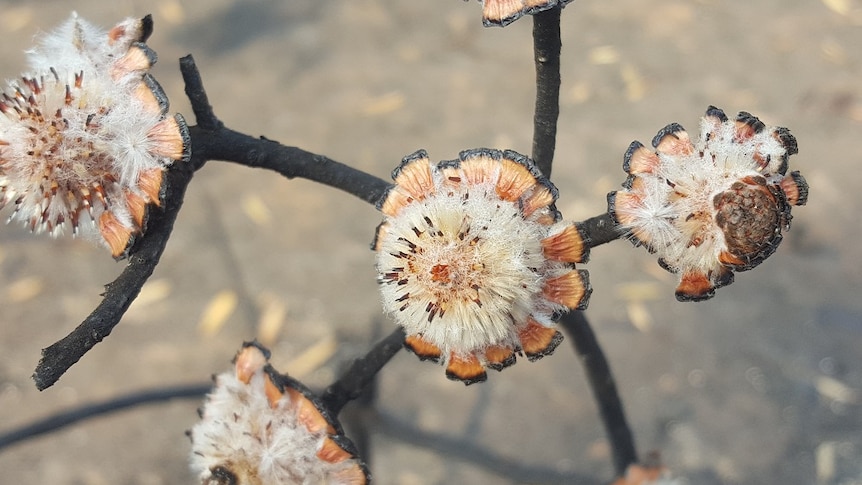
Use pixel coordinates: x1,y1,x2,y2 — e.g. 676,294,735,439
439,164,464,190
125,190,148,228
393,158,434,200
610,189,652,246
483,0,524,24
496,158,537,202
610,188,640,225
134,81,162,115
404,335,443,362
734,112,765,142
111,44,155,80
655,127,694,157
543,270,590,310
287,387,334,435
445,353,487,384
627,144,661,175
98,211,133,257
108,16,149,45
518,319,563,361
483,0,556,25
780,171,809,206
138,168,164,206
718,250,746,267
379,186,414,217
147,116,186,161
329,464,369,485
484,345,516,371
542,223,587,263
459,154,499,186
317,437,352,464
675,271,714,302
234,345,268,385
521,185,555,217
263,373,284,409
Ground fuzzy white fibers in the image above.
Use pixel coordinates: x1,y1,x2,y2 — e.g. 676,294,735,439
189,368,357,485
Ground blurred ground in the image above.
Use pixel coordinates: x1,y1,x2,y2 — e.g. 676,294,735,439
1,0,861,483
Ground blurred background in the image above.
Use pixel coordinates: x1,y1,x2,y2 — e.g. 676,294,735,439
0,0,860,483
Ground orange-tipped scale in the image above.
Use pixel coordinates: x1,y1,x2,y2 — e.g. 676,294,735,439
675,271,714,302
496,158,537,202
518,319,564,361
98,211,133,257
543,270,590,310
653,123,694,157
234,344,268,385
484,345,516,371
392,151,434,200
404,335,443,362
111,44,157,80
137,168,164,206
520,184,555,217
125,190,148,228
446,353,487,384
147,115,187,161
459,151,500,186
542,223,587,263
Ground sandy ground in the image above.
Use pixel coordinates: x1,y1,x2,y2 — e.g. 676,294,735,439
1,0,861,483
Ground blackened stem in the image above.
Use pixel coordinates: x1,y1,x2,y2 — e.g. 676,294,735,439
559,311,638,475
530,9,636,475
32,152,202,390
531,7,562,178
320,327,405,415
579,212,625,249
180,55,390,206
0,383,211,449
189,125,391,206
28,56,390,390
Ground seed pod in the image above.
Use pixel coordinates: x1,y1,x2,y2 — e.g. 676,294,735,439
0,14,190,258
189,342,370,485
375,148,591,383
608,106,808,301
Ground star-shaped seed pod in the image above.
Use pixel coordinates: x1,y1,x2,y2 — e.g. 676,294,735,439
476,0,574,27
0,13,190,258
374,148,591,384
608,106,808,302
189,342,370,485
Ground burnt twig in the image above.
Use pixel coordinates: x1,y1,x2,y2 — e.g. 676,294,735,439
559,311,638,475
0,383,211,449
32,153,202,390
320,327,405,415
579,212,625,249
531,7,562,178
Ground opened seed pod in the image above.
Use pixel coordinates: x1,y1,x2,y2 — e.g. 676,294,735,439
375,148,591,384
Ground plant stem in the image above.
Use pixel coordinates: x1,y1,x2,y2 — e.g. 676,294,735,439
0,383,210,448
32,154,201,390
531,8,562,178
320,328,405,415
559,311,638,475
